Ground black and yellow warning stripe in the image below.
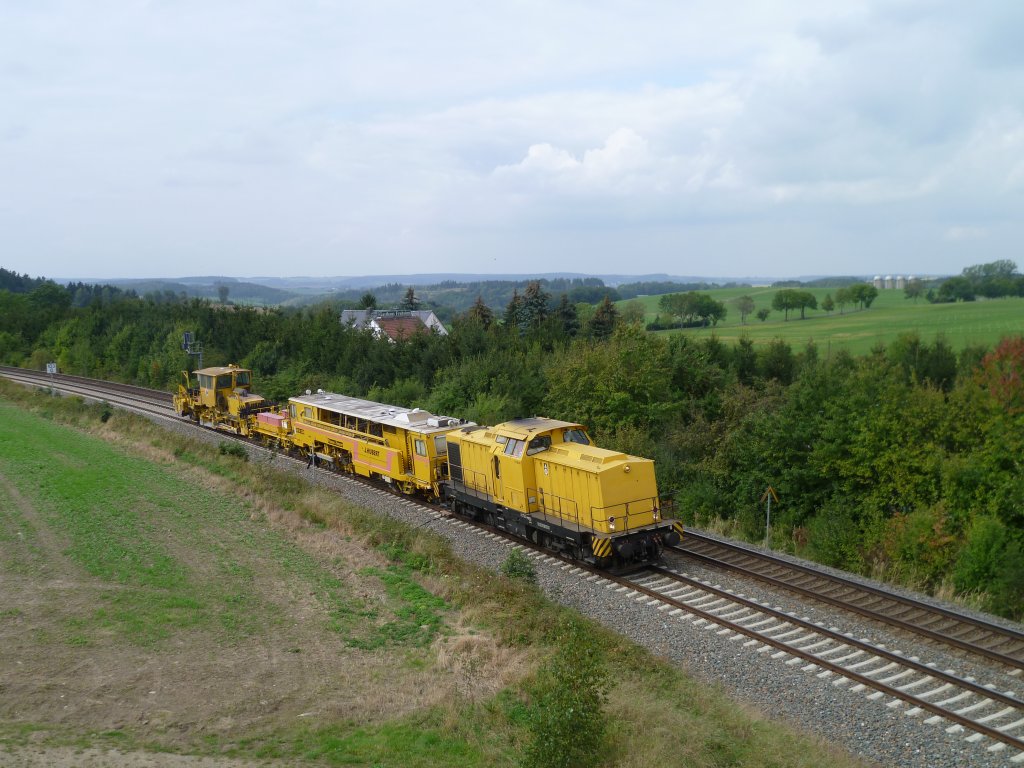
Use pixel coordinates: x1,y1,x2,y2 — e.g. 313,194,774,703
591,536,613,558
673,521,685,538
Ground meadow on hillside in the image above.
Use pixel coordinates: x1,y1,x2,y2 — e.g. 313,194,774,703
627,287,1024,355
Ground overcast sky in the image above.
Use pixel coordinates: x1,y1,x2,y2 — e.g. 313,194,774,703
2,1,1023,280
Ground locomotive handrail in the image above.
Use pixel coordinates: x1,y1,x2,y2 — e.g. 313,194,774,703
453,468,492,500
300,415,389,447
530,486,579,521
591,498,660,531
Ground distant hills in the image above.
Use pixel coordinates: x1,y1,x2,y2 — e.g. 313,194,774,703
36,271,945,316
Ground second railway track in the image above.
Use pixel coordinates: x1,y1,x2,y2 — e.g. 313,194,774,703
674,531,1024,674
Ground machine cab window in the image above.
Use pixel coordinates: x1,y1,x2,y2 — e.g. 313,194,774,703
235,370,251,387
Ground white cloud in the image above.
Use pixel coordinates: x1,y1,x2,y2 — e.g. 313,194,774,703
494,128,654,192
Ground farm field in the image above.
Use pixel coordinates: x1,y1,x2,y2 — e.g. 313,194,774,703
0,389,865,768
626,287,1024,356
0,401,511,767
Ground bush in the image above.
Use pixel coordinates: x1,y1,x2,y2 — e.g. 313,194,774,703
218,441,249,460
500,548,537,583
803,501,864,571
522,620,610,768
952,515,1007,593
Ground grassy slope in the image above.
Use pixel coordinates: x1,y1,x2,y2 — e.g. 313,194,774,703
626,287,1024,355
0,384,866,768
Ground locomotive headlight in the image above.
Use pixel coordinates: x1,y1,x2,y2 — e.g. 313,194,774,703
608,516,616,531
652,508,660,521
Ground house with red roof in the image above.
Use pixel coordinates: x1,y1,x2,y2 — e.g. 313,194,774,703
340,309,448,342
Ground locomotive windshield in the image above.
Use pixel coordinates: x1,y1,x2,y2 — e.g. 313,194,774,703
562,428,590,445
215,374,232,389
235,370,251,386
526,435,551,455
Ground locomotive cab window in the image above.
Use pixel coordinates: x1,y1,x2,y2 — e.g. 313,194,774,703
504,438,525,458
414,439,427,457
526,435,551,455
235,371,250,387
434,435,447,455
563,428,590,445
216,374,232,389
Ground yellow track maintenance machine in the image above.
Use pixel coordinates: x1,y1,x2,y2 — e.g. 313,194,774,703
277,391,463,498
173,364,271,435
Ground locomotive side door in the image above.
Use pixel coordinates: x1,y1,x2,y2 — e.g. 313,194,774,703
492,449,504,504
496,438,527,511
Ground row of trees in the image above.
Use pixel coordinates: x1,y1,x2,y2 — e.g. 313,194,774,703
905,260,1024,304
656,292,728,328
771,289,817,320
3,271,1023,618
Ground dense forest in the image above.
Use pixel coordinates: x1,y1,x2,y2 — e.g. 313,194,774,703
1,266,1022,619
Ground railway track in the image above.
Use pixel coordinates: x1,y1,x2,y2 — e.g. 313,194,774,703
673,532,1024,674
614,564,1024,761
0,366,175,421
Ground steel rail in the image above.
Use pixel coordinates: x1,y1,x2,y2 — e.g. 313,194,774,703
626,565,1024,754
0,365,173,403
674,531,1024,671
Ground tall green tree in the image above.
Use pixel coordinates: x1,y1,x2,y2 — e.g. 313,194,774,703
735,295,755,324
465,295,494,330
587,296,618,340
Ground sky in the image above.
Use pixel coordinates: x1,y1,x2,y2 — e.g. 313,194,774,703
2,1,1023,281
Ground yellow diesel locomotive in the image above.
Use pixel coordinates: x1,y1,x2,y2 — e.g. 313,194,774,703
443,417,681,567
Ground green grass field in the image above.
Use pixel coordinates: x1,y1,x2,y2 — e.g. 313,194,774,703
625,287,1024,355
